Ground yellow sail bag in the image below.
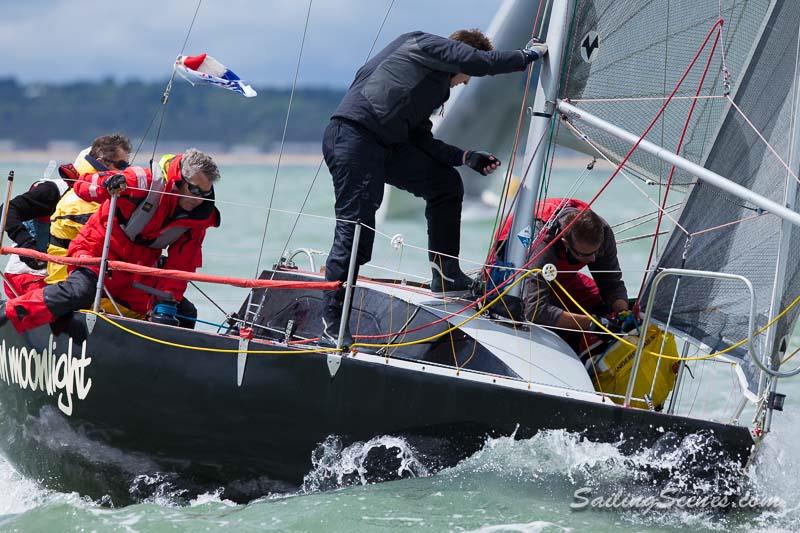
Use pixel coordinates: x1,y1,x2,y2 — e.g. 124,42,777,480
589,325,679,410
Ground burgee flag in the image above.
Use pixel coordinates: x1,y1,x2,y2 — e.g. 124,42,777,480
175,53,257,98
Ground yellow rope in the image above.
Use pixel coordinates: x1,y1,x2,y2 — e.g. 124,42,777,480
83,268,798,367
552,279,800,362
352,269,539,349
80,270,537,354
81,310,337,355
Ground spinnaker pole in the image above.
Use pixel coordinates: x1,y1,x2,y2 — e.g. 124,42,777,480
558,100,800,228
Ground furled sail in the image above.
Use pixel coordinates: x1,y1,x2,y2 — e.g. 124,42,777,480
552,0,798,398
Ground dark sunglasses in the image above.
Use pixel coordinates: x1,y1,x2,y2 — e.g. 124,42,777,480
102,158,129,170
181,176,213,198
563,238,600,260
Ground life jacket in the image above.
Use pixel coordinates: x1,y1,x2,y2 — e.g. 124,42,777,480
115,154,191,249
46,190,99,283
45,148,105,284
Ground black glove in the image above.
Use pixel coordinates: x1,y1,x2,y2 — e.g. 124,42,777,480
521,39,548,63
465,151,501,175
20,255,47,270
105,173,127,195
489,294,524,322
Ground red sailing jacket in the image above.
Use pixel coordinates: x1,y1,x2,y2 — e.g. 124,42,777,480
494,197,592,270
70,155,221,302
500,198,627,326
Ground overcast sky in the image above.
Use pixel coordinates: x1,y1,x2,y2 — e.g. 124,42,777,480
1,0,504,87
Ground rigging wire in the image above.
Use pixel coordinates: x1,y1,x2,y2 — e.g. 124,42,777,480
612,203,682,233
273,158,326,271
132,0,204,164
561,119,690,235
254,0,314,277
270,0,396,269
726,95,800,186
364,0,395,62
637,21,723,300
485,0,550,264
149,0,204,165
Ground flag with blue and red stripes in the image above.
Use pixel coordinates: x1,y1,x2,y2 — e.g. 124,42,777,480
175,53,257,98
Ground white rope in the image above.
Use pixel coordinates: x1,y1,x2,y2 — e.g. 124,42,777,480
612,202,682,229
689,211,767,237
360,262,428,282
617,230,670,244
613,204,682,234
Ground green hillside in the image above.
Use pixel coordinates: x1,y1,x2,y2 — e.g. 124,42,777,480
0,78,345,150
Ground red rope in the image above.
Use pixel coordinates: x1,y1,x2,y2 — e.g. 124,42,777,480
1,247,341,291
355,18,727,340
636,22,723,304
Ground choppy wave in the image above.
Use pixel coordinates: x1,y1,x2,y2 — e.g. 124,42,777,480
301,435,430,492
0,419,798,531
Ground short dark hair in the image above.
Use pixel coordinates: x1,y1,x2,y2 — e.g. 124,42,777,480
449,28,493,51
89,133,132,160
562,209,604,247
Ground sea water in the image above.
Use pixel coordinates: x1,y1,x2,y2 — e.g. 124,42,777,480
0,160,797,532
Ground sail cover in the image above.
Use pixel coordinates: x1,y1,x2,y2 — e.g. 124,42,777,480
555,0,800,398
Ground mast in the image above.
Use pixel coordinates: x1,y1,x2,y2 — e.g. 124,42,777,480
506,0,573,296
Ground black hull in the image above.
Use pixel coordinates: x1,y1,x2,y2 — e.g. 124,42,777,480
0,314,755,503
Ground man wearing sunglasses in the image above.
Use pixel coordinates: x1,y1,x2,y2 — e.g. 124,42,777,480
519,197,630,352
2,148,221,333
45,134,132,285
2,134,131,299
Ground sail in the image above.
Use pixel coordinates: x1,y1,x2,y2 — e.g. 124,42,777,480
557,0,772,189
647,0,800,397
552,0,797,397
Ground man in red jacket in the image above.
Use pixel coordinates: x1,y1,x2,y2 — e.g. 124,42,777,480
2,148,221,332
492,198,631,356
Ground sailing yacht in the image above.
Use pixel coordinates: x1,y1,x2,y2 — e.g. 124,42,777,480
0,0,797,504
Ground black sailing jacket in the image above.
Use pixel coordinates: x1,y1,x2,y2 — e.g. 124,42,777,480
332,31,527,166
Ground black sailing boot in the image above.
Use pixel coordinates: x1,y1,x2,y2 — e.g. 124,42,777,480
319,287,353,349
430,256,475,298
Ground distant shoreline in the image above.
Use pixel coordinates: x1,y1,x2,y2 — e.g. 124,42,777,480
0,149,609,171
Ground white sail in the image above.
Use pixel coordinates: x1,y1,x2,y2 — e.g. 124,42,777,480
526,0,798,398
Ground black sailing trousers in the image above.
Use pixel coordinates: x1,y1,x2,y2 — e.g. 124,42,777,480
322,118,464,283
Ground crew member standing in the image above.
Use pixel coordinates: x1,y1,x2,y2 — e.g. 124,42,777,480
320,28,548,345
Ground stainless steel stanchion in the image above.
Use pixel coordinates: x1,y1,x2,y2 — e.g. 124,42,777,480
337,222,361,351
91,193,119,313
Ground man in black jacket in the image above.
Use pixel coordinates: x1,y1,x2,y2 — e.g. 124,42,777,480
320,28,547,346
